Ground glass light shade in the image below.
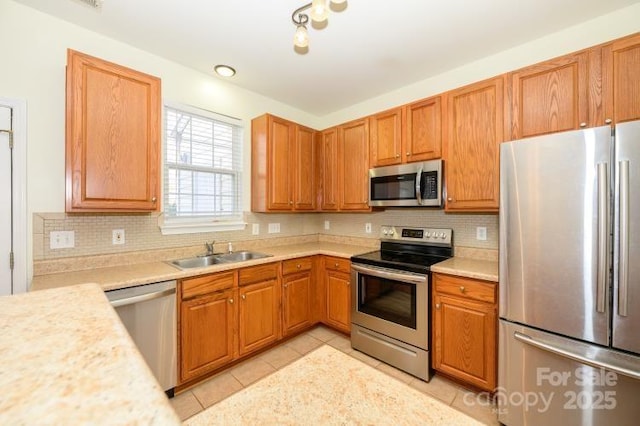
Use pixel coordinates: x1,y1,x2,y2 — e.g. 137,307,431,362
330,0,346,4
293,25,309,48
214,65,236,77
310,0,329,22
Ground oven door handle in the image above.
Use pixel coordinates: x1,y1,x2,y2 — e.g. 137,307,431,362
351,264,427,284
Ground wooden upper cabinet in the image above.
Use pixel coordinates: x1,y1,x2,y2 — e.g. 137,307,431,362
444,76,504,212
319,127,339,211
602,32,640,124
369,107,403,167
251,114,317,212
404,96,442,162
507,51,591,140
65,49,160,212
338,118,370,211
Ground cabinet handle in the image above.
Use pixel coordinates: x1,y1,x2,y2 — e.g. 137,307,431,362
241,294,246,300
605,118,612,125
151,197,157,202
580,122,587,128
459,286,466,293
436,303,441,309
229,298,234,304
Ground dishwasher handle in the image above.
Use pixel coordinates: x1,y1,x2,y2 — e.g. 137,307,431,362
109,286,176,308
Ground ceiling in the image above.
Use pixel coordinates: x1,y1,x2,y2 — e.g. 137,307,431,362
14,0,639,116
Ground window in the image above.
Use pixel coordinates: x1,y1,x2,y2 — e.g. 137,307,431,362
160,103,244,234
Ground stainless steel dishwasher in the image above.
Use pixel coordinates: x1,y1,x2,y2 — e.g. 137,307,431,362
106,280,177,397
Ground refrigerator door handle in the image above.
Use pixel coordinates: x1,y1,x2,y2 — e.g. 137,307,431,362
618,160,630,317
514,331,640,381
596,162,608,313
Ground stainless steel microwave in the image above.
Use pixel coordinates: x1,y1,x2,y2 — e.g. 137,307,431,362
369,160,443,207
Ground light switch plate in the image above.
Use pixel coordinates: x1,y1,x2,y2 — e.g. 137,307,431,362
324,220,330,230
476,227,487,241
50,231,75,249
252,224,260,235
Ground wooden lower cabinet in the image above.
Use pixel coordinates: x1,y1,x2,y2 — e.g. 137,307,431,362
238,279,279,356
324,257,351,333
179,287,236,383
282,258,313,336
432,273,497,391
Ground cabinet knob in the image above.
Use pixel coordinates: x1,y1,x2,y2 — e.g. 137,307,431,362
229,298,234,304
459,286,466,293
241,294,246,300
605,118,612,125
151,197,157,202
297,264,301,269
396,154,400,158
406,152,411,156
447,197,453,202
289,201,293,205
335,263,339,268
580,122,587,128
284,283,288,288
436,303,441,309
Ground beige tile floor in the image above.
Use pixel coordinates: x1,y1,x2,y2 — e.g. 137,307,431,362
170,326,499,425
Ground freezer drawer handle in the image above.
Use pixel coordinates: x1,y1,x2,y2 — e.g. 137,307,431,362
514,331,640,381
618,160,629,317
109,287,176,308
596,162,608,313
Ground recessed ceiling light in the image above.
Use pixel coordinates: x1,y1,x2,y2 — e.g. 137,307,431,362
214,65,236,77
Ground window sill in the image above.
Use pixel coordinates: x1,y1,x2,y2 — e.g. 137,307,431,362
158,216,246,235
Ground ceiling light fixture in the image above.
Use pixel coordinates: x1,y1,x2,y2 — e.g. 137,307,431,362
291,0,347,51
214,65,236,77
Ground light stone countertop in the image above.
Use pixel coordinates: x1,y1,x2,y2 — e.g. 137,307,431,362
430,257,499,282
0,283,180,425
31,242,378,292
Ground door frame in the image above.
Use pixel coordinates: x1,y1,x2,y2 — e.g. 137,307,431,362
0,97,27,294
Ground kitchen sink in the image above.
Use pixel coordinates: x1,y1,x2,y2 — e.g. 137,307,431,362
169,251,272,269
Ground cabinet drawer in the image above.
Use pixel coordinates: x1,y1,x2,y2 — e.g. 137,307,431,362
238,262,279,286
282,257,313,275
181,271,237,300
434,274,496,304
324,256,350,272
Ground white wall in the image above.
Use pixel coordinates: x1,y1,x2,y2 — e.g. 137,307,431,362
319,2,640,128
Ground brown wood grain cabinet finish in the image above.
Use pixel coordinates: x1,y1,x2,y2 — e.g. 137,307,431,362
404,96,442,162
369,107,403,167
444,76,504,212
282,272,313,336
324,257,351,333
319,128,340,210
433,273,497,392
238,262,279,286
181,271,237,300
238,279,280,356
65,49,160,212
603,33,640,124
338,119,370,211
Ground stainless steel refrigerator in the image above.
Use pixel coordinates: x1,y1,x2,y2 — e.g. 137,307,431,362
499,121,640,425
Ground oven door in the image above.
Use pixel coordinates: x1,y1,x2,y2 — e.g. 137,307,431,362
351,263,428,349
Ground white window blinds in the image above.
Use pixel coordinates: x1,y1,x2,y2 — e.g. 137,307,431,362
163,104,243,221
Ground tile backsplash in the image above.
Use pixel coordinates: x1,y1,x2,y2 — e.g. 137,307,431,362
33,209,498,260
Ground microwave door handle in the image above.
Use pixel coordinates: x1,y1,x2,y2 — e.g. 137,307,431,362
415,167,423,205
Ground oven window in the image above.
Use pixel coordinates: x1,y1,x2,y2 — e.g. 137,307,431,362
357,274,417,329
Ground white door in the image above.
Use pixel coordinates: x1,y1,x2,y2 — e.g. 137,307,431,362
0,105,12,295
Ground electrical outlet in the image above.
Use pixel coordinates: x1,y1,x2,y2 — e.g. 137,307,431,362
252,223,260,235
50,231,75,249
268,223,280,234
365,223,372,233
476,227,487,241
324,220,330,230
112,229,125,245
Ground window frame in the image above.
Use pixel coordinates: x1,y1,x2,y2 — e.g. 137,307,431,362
159,101,245,235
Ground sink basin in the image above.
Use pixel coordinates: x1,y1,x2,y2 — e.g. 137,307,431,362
168,251,272,269
216,251,272,262
169,255,230,269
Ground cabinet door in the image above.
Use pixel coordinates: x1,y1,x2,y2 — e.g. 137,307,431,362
66,49,160,212
319,128,339,210
268,115,295,210
433,293,496,391
180,289,236,383
293,125,317,210
603,33,640,124
325,269,351,333
508,51,589,140
238,279,279,356
282,271,312,336
444,76,504,212
339,119,370,211
369,108,402,167
404,96,442,162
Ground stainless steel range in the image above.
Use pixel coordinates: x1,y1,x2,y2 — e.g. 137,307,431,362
350,226,453,381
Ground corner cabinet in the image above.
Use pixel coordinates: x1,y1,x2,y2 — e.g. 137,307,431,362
251,114,317,212
443,76,504,212
319,127,340,210
338,119,370,211
432,273,497,391
65,49,161,212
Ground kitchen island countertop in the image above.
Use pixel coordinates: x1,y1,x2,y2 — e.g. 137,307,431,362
0,283,180,425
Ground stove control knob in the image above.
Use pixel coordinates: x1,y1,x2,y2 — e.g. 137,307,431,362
389,229,395,236
382,229,388,235
440,233,447,239
425,232,431,238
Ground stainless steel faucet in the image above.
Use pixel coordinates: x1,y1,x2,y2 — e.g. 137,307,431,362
204,241,215,256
